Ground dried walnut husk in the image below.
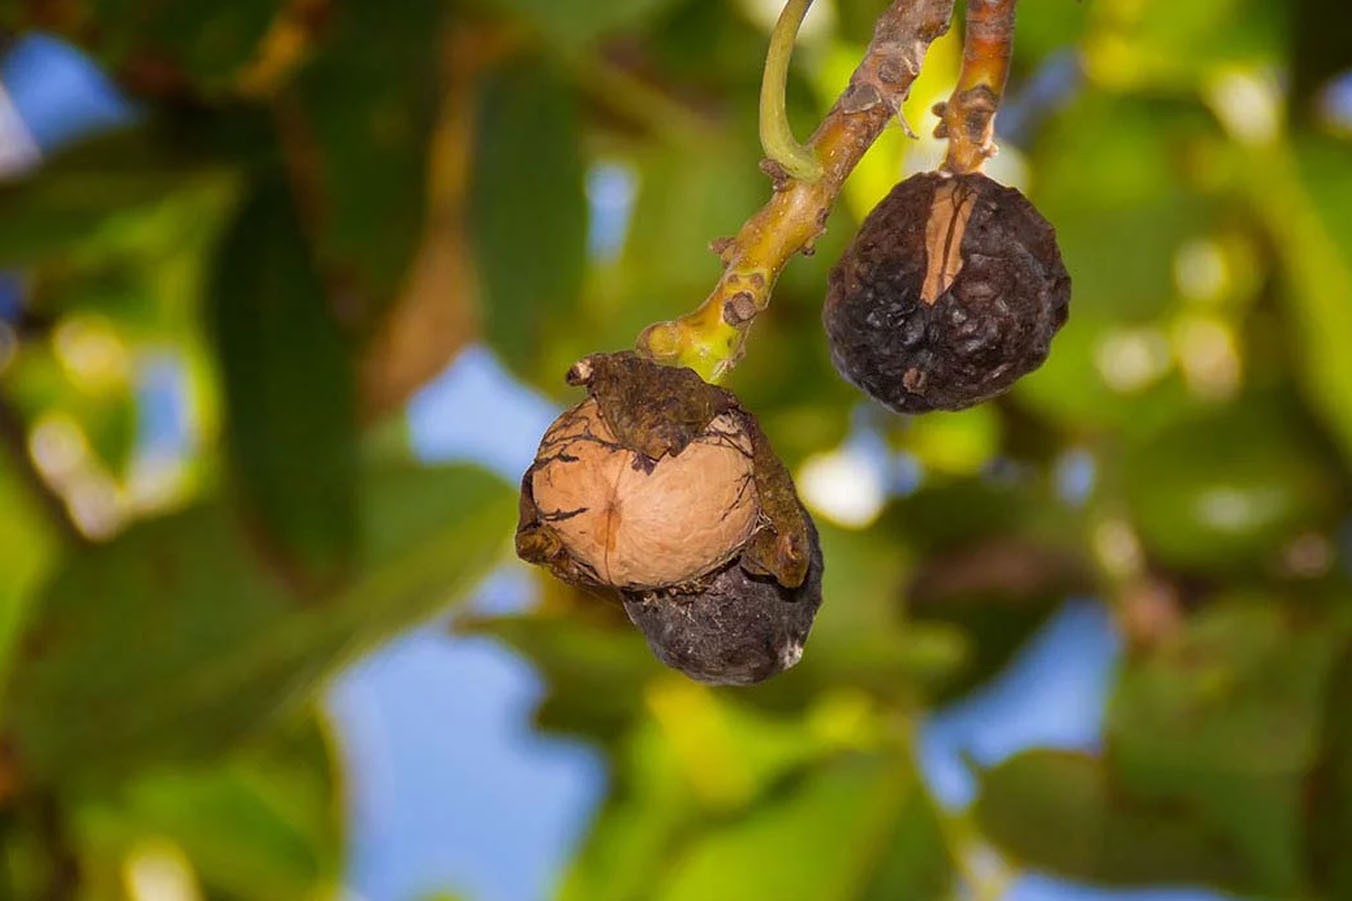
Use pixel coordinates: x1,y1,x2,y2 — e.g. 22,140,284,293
824,171,1070,413
516,352,822,684
622,508,823,686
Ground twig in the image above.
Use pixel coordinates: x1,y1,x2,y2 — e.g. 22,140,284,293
636,0,956,382
935,0,1017,175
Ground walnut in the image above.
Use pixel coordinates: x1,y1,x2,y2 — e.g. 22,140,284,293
516,352,824,684
823,171,1070,413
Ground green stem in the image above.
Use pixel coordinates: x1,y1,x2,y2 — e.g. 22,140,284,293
759,0,822,182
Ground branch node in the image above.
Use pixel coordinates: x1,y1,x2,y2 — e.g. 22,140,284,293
839,81,883,114
709,236,736,261
722,292,758,326
758,158,793,191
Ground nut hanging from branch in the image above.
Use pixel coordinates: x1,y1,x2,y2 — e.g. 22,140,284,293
822,0,1070,412
516,352,823,684
823,171,1070,412
637,0,957,382
515,0,1065,684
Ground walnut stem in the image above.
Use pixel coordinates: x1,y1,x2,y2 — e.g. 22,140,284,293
759,0,823,182
636,0,956,383
936,0,1016,175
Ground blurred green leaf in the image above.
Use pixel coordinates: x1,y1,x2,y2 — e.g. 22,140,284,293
1106,601,1348,895
0,129,240,379
896,407,1002,478
0,131,217,268
1288,0,1352,117
1306,635,1352,898
208,177,357,584
886,478,1067,554
463,609,660,744
561,720,696,901
1014,307,1196,439
3,337,138,480
1016,95,1220,435
78,391,138,479
976,749,1249,890
857,781,952,901
485,0,684,45
560,691,818,901
836,0,891,45
659,752,951,901
1007,0,1090,65
470,59,587,386
0,451,58,701
620,145,762,307
643,0,773,94
1079,0,1286,89
773,520,965,702
1032,97,1217,292
647,682,839,813
75,0,281,91
289,0,442,317
563,697,949,901
1122,404,1341,572
906,537,1087,701
1257,137,1352,466
78,710,341,901
5,464,513,787
880,478,1087,699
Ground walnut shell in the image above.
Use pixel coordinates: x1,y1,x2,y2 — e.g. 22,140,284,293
823,171,1070,413
527,398,758,589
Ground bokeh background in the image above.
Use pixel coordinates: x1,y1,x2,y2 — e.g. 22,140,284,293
0,0,1350,899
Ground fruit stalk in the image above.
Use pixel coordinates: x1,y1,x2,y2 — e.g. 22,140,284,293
637,0,956,382
936,0,1016,175
759,0,823,182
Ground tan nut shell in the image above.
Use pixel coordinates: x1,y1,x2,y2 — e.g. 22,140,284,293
529,399,758,589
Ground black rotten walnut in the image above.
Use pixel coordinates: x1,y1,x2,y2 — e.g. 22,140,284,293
515,352,823,685
823,171,1070,413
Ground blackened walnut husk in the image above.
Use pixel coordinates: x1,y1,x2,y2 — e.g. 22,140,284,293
622,509,823,686
823,172,1070,413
